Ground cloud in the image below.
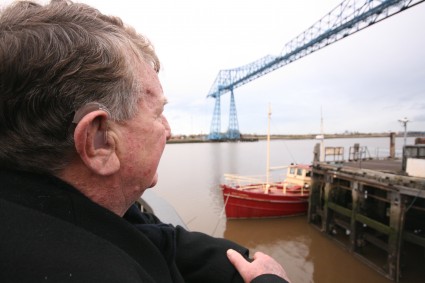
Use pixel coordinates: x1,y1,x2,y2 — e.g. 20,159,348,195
75,0,425,135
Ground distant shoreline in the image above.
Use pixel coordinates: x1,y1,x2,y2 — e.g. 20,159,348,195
167,132,425,144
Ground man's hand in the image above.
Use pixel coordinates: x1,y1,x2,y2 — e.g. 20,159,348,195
226,249,291,283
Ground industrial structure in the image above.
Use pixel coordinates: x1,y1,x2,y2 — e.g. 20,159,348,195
206,0,425,140
309,143,425,281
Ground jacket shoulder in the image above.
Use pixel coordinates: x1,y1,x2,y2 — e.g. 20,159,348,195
0,198,157,283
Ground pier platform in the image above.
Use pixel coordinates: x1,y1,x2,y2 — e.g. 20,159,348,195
344,159,403,174
309,155,425,282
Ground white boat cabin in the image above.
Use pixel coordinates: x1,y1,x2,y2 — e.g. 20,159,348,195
284,164,312,188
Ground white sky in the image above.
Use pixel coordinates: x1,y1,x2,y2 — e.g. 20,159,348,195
3,0,425,135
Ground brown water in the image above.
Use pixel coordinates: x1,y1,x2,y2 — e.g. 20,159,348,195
224,218,390,283
154,138,419,283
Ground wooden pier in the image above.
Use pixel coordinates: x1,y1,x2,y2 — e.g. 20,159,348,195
308,145,425,282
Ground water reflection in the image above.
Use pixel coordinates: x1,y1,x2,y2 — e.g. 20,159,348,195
224,217,392,283
227,142,239,173
209,143,223,183
224,218,314,283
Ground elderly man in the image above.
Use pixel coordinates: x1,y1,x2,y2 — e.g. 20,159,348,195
0,1,290,282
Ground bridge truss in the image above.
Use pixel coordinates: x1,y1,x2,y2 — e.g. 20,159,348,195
206,0,424,140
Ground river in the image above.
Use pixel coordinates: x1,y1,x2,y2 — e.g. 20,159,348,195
152,137,418,283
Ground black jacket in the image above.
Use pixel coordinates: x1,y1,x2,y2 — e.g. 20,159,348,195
0,169,287,283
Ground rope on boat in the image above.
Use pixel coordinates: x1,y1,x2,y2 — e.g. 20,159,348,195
221,193,230,218
211,193,230,236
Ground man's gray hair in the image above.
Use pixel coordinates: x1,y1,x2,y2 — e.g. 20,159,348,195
0,0,160,173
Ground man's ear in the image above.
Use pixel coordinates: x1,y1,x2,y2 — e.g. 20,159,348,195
73,110,120,176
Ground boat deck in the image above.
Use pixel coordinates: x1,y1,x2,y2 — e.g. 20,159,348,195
221,184,308,196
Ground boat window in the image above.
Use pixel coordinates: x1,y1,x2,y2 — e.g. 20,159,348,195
289,167,295,175
297,169,303,176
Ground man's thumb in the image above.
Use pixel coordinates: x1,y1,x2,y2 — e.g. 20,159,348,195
226,249,248,270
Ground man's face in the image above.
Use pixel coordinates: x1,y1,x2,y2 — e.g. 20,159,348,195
114,60,171,202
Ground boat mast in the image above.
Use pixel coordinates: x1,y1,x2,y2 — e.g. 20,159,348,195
319,107,325,162
265,104,271,193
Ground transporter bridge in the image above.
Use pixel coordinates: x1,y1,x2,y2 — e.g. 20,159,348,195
206,0,424,140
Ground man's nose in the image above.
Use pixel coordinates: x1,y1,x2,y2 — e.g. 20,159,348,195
163,116,171,140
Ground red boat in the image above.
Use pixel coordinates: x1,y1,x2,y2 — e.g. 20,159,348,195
220,105,313,218
221,164,312,219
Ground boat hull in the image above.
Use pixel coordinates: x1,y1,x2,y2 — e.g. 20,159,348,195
221,185,309,219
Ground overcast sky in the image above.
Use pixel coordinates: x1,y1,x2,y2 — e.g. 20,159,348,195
4,0,425,135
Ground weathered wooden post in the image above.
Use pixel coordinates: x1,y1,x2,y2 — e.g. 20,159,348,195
322,174,333,233
390,132,396,159
387,190,403,281
350,181,360,252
